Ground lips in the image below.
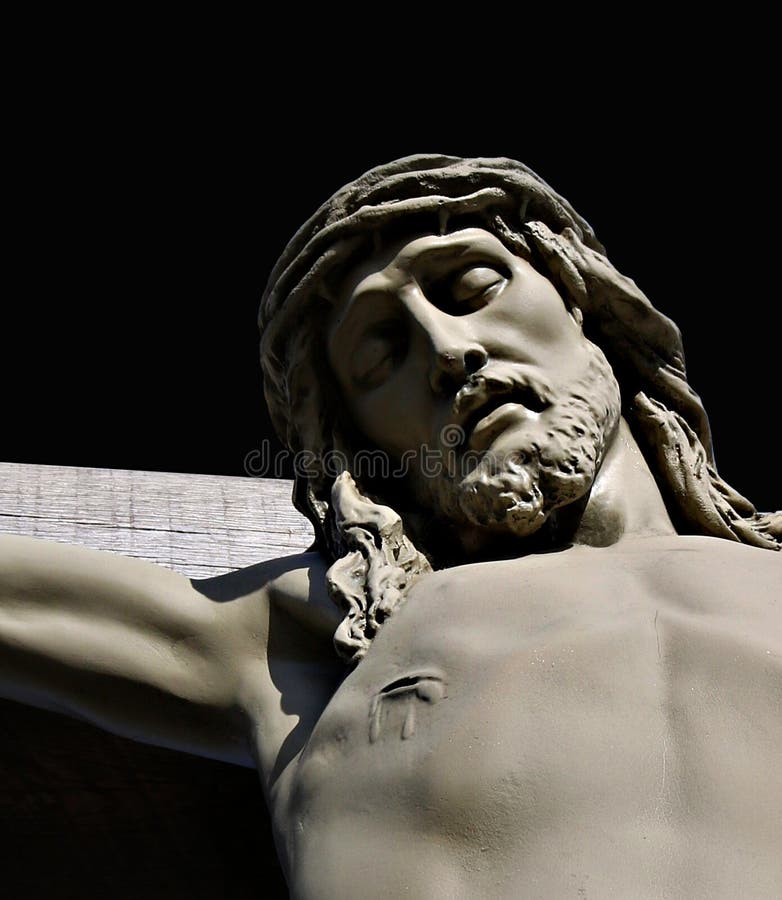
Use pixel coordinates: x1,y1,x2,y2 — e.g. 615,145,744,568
455,384,551,452
467,402,532,452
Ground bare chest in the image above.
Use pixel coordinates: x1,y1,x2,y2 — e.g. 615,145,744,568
276,540,782,897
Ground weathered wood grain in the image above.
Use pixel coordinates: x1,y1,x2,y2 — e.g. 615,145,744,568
0,462,308,897
0,462,313,577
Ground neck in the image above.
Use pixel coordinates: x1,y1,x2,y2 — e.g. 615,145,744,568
565,417,676,547
449,418,675,562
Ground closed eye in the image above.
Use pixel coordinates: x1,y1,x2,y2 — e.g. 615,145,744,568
350,320,407,389
452,266,507,306
425,263,509,314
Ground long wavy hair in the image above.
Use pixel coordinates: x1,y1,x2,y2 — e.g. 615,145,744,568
259,155,780,664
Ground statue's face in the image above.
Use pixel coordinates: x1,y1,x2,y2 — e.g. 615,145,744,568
327,227,621,540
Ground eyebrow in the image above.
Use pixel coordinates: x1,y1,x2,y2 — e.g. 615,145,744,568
330,234,509,349
348,238,504,307
397,236,504,275
328,287,393,359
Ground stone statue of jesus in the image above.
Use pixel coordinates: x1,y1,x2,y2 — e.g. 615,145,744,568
2,156,780,898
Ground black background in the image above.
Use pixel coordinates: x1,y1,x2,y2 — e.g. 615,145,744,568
2,48,781,899
5,75,779,512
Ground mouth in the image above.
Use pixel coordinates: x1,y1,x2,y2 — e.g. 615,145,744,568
456,385,550,450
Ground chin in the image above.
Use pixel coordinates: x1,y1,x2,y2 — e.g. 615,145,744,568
414,342,622,544
455,451,594,539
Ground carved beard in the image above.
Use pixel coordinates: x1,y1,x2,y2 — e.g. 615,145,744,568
409,342,622,541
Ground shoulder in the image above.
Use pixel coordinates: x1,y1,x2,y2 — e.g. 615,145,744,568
589,533,779,569
617,535,782,628
650,534,781,573
596,534,780,591
193,551,340,642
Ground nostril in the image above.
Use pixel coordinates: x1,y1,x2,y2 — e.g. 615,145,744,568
430,346,488,395
464,348,488,374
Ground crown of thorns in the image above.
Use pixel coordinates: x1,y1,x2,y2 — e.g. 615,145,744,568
259,155,613,438
257,154,703,451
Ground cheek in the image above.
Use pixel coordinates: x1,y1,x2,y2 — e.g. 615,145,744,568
486,282,588,363
347,385,434,459
340,342,436,457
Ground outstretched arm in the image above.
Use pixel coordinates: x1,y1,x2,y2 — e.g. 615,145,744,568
0,534,340,770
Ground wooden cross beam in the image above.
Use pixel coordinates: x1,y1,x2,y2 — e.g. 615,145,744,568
0,462,311,899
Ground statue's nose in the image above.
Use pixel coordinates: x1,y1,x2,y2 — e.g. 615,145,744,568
428,342,487,394
400,285,488,394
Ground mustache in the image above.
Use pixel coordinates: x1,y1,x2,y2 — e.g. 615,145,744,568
451,361,555,436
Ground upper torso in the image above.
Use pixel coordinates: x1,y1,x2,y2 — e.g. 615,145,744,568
258,536,782,899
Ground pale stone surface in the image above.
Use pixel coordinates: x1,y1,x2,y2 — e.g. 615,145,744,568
2,156,780,898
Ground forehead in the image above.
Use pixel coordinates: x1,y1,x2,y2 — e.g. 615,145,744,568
333,227,512,304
